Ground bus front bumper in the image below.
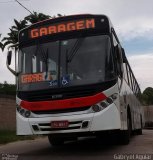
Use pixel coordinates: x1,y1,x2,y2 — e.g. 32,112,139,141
16,103,121,135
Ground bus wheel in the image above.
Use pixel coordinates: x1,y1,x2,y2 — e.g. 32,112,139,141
48,135,64,146
120,113,132,145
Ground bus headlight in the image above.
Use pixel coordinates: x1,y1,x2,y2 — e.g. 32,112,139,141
24,110,31,118
92,105,102,112
91,93,118,112
16,105,31,118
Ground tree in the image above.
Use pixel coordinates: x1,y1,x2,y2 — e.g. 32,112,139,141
0,81,16,95
1,12,51,52
2,19,27,52
0,34,4,51
24,11,50,24
142,87,153,105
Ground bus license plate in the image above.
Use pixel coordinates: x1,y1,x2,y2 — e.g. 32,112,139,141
51,121,69,128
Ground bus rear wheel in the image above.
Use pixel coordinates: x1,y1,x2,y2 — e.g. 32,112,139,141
48,135,64,146
120,113,132,145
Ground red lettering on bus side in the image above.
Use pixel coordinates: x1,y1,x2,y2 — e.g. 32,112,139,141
57,24,66,32
76,20,85,30
39,28,48,37
31,29,39,38
67,22,75,31
86,19,95,28
48,26,57,34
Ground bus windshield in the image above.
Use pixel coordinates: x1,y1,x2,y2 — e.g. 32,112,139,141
18,35,116,91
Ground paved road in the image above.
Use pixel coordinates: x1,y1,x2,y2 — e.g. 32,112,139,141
0,130,153,160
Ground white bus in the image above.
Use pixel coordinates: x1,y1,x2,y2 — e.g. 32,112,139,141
7,14,143,146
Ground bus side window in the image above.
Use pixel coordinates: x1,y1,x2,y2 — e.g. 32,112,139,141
112,32,123,78
123,63,128,83
126,64,129,86
114,45,123,78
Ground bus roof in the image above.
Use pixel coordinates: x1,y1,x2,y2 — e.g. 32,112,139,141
19,14,113,45
24,14,112,28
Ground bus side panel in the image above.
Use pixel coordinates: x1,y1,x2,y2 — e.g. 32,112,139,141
90,103,121,131
120,75,142,131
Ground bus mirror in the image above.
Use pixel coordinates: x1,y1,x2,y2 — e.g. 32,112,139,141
7,51,12,65
6,50,17,76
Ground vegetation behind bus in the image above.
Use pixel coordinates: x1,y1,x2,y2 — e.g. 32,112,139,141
141,87,153,105
0,12,62,52
0,81,16,95
0,130,36,144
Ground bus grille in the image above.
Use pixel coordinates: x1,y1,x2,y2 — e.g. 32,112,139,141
17,88,100,102
32,106,90,115
32,121,82,132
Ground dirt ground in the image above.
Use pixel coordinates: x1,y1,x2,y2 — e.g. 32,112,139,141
0,129,153,160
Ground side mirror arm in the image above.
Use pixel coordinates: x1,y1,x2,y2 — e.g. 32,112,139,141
6,51,18,76
6,62,18,76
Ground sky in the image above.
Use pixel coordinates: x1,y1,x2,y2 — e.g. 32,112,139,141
0,0,153,91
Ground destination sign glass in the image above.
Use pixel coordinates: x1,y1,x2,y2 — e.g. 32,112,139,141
29,18,95,39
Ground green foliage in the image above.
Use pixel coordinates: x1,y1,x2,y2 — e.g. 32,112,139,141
0,81,16,95
142,87,153,105
0,130,35,144
1,19,27,52
25,11,50,24
0,34,4,51
0,12,62,52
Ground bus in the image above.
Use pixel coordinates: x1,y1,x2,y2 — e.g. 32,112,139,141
6,14,143,146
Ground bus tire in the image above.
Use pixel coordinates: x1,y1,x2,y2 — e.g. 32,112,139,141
48,135,64,146
120,112,132,145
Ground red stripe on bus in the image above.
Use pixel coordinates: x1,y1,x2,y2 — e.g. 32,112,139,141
20,92,107,111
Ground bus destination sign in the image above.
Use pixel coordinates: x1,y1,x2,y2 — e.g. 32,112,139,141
29,18,95,39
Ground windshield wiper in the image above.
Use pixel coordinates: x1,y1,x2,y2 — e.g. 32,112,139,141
34,42,49,79
66,37,84,63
